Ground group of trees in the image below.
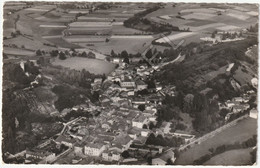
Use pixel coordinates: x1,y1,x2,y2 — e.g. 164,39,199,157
221,31,242,40
45,66,104,89
124,6,160,28
44,49,96,60
3,62,39,89
247,23,258,33
145,133,184,147
79,51,96,59
51,85,91,112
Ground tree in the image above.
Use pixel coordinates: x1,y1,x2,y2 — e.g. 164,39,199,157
211,32,216,38
149,122,155,130
50,50,59,57
65,50,70,56
121,50,128,58
111,50,116,57
138,104,145,111
147,156,152,165
36,49,42,56
81,51,87,57
145,49,153,59
11,32,16,38
59,52,66,60
143,124,148,129
123,57,130,64
88,51,96,58
121,151,130,158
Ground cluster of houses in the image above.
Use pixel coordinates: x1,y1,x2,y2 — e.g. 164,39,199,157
44,63,180,164
219,90,257,121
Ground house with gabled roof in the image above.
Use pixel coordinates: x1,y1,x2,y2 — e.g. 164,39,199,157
84,141,107,157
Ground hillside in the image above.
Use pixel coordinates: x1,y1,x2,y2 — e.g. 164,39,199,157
155,36,258,100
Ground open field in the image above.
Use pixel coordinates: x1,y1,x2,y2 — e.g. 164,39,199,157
156,32,196,43
110,35,154,39
52,57,116,75
45,37,81,48
185,19,215,27
204,148,253,165
112,25,144,35
227,12,250,21
39,25,67,28
4,36,53,50
81,37,153,55
3,47,35,56
180,8,216,14
182,13,217,20
65,36,108,43
246,11,258,16
77,16,111,22
66,27,112,35
175,117,257,165
69,22,113,28
217,25,241,31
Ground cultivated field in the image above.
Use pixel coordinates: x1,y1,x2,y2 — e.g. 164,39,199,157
82,37,153,55
182,13,216,20
217,25,241,31
204,148,253,165
45,37,81,48
156,32,196,43
69,22,113,28
65,36,108,43
4,47,35,56
52,57,116,75
175,117,257,165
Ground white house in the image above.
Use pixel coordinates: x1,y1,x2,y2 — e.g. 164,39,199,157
132,115,149,129
136,80,148,91
250,108,257,119
102,149,121,162
84,143,106,156
141,130,150,137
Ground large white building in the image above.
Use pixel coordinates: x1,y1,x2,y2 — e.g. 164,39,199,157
84,143,106,156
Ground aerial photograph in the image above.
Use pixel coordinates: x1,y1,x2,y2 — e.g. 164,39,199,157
1,1,258,165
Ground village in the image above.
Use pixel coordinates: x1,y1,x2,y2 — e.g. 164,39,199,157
9,55,256,165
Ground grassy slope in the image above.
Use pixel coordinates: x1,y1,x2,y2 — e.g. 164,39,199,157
175,117,257,165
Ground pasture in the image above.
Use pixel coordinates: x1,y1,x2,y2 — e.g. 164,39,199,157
52,57,116,75
175,117,257,165
204,148,253,165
